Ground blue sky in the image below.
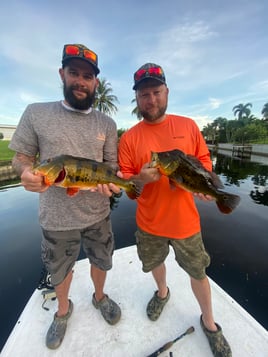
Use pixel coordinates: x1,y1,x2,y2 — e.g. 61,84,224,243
1,0,268,131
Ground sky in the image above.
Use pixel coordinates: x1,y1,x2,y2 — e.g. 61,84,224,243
1,0,268,131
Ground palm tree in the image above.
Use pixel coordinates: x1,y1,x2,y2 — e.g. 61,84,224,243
202,123,215,143
131,98,143,120
232,103,252,121
261,102,268,121
247,114,258,123
93,78,119,116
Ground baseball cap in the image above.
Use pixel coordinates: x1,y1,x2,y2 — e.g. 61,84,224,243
62,44,100,75
133,63,166,90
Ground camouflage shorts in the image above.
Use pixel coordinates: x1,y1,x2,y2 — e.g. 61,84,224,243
135,228,210,280
41,215,114,286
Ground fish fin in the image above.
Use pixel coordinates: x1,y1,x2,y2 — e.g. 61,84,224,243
185,154,208,171
209,171,224,189
169,178,179,190
126,179,144,199
216,192,241,214
66,187,80,196
167,172,184,190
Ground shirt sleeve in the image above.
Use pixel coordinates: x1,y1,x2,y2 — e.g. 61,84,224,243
194,123,212,171
118,133,136,179
102,116,118,170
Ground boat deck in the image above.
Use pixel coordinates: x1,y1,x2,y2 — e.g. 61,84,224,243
2,246,268,356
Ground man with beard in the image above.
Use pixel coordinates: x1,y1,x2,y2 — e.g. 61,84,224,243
9,44,121,349
118,63,232,357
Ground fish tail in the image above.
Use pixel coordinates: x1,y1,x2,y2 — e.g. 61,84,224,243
216,192,241,214
126,179,144,199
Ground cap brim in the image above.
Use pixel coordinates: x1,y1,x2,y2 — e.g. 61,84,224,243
62,57,100,75
133,77,166,90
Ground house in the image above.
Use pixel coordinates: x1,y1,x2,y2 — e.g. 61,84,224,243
0,124,17,140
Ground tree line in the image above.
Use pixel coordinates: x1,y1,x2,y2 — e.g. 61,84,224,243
202,102,268,145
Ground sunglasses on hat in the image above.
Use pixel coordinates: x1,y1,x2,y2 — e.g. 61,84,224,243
62,44,100,74
134,66,164,82
64,45,97,64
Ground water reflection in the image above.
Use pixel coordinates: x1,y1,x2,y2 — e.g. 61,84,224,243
212,152,268,206
250,187,268,206
0,152,267,352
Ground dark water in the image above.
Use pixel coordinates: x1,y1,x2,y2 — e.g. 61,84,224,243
0,151,267,351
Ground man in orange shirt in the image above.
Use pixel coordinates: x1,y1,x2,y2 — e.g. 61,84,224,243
118,63,231,357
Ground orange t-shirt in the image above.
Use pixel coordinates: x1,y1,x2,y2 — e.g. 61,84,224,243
118,114,212,239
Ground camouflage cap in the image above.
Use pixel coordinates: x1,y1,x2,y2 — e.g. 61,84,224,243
133,63,166,90
62,44,100,75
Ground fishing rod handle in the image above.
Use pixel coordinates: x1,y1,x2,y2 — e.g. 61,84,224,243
173,326,195,342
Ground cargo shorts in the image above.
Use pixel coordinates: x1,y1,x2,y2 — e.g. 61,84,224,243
41,215,114,286
135,228,211,280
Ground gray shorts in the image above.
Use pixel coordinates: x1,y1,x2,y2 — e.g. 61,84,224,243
41,215,114,286
135,228,210,280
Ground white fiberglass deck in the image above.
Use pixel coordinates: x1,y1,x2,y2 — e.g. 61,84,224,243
2,245,268,356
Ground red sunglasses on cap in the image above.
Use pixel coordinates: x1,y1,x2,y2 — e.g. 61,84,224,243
63,44,97,64
134,66,164,81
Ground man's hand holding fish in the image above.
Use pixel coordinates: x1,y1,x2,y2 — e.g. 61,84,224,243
23,168,50,193
123,163,161,185
11,152,49,193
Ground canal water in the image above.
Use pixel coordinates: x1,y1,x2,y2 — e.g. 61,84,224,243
0,151,267,351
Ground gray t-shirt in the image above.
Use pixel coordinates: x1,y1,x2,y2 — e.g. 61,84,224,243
9,101,118,231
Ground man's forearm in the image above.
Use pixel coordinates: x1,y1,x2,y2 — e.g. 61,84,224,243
12,153,36,176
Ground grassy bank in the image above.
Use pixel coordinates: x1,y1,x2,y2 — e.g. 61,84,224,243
0,141,14,161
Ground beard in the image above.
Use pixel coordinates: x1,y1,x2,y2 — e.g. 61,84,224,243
63,81,96,110
139,103,167,122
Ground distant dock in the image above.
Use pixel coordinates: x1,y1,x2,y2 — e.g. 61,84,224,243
232,145,252,159
207,144,268,163
0,161,18,182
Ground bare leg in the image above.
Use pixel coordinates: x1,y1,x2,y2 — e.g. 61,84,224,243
190,276,217,331
54,270,73,317
91,264,107,301
151,263,169,298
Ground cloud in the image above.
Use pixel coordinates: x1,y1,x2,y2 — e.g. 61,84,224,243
191,115,211,131
19,92,42,104
250,80,268,92
133,20,217,77
209,98,221,109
